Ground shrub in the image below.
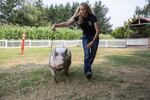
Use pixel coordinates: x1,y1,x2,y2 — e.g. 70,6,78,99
111,27,134,39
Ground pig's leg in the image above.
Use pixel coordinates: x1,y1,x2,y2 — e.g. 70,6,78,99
64,60,71,76
53,71,58,83
64,66,69,76
49,66,58,83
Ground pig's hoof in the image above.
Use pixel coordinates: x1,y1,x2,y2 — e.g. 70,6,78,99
54,81,58,83
54,79,58,83
63,72,69,76
65,74,69,76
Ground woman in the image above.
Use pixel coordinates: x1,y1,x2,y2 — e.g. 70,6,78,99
52,2,100,80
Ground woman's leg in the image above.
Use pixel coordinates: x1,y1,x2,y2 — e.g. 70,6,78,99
90,38,99,66
82,36,91,75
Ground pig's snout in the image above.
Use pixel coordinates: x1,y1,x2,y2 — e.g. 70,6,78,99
57,63,63,67
54,63,64,71
53,58,64,70
56,63,64,69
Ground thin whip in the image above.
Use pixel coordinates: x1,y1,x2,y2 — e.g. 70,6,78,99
50,30,55,52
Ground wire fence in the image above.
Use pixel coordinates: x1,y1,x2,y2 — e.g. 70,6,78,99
0,38,149,48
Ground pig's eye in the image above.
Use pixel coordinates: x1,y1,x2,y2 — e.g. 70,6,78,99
55,52,58,56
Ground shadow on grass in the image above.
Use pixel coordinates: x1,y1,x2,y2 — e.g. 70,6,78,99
104,49,150,68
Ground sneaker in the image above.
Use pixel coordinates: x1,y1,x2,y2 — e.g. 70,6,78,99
86,72,92,80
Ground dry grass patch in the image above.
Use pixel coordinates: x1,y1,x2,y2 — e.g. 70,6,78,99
0,47,150,100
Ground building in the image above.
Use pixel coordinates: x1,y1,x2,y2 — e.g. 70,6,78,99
129,17,150,38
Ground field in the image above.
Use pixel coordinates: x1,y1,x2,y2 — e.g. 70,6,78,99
0,47,150,100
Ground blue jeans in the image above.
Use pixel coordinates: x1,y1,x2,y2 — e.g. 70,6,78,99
82,35,99,75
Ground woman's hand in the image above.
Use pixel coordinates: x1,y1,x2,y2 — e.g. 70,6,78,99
87,41,94,48
51,24,56,31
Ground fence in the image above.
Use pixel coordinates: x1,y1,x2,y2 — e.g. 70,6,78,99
0,38,149,48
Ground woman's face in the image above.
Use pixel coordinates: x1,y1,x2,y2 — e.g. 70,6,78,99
79,5,88,17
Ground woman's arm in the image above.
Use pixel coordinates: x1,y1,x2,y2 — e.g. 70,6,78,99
52,20,75,31
92,22,100,42
87,22,100,48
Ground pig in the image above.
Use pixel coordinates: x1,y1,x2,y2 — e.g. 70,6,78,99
49,47,71,83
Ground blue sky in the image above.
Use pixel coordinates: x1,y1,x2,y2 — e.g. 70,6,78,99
43,0,147,29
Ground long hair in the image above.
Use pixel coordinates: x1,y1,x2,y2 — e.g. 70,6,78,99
69,2,95,24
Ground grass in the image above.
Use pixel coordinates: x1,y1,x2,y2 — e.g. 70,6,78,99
0,47,150,100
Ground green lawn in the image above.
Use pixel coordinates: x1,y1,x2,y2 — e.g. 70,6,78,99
0,47,150,100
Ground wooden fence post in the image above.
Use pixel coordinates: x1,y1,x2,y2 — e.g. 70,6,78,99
5,40,7,48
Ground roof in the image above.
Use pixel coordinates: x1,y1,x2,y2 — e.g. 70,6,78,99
129,17,150,27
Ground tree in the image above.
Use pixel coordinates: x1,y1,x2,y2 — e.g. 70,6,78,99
64,3,72,21
0,0,113,29
93,0,112,34
0,0,23,24
47,2,77,24
46,4,56,24
55,4,66,22
15,4,42,26
70,2,79,16
33,0,48,26
135,0,150,18
34,0,43,10
15,0,48,26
